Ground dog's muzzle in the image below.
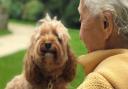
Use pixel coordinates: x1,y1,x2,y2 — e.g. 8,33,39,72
45,43,52,49
39,42,57,58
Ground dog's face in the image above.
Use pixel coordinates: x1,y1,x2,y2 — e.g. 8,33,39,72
30,19,70,73
25,16,76,85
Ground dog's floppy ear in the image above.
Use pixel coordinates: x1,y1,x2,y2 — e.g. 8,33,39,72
24,41,43,85
62,45,77,82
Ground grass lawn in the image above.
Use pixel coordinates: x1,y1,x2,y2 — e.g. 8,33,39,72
0,29,11,36
0,29,87,89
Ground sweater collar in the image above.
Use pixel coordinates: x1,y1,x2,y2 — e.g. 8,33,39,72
78,49,128,74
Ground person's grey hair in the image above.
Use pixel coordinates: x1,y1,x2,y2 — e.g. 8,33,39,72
83,0,128,39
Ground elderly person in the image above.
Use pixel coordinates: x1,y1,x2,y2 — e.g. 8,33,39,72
77,0,128,89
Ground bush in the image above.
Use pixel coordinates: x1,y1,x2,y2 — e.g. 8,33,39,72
9,2,23,19
22,0,44,21
41,0,64,19
62,0,80,28
6,0,80,28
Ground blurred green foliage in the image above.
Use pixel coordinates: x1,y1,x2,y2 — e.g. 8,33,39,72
0,0,80,28
63,0,80,28
9,1,23,19
22,0,44,21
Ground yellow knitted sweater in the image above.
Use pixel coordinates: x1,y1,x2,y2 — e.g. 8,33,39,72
77,49,128,89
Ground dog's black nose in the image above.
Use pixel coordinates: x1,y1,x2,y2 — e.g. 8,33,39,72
45,43,52,49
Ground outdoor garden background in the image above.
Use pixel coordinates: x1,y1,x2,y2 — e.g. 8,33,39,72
0,0,88,89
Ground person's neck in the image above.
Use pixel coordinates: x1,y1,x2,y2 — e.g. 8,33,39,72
106,28,128,49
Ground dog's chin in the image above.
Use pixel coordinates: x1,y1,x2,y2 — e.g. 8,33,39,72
39,48,63,63
36,43,66,72
40,48,58,60
38,49,66,72
43,51,57,60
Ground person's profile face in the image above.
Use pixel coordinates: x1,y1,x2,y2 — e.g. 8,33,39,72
78,0,106,52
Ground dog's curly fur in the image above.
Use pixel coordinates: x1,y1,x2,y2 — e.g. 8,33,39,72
5,15,76,89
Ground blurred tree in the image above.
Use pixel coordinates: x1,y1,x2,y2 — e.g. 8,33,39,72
4,0,80,28
7,0,29,19
0,0,10,30
40,0,62,18
9,1,23,19
62,0,80,28
41,0,80,28
0,6,8,30
22,0,44,21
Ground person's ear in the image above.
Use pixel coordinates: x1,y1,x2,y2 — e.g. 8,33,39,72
103,11,114,40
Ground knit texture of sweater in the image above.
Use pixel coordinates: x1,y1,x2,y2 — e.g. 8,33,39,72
77,49,128,89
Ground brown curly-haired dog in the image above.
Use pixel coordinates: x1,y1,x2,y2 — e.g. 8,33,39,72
5,15,76,89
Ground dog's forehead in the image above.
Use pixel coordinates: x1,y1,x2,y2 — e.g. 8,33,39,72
35,20,70,41
35,22,53,36
38,21,60,34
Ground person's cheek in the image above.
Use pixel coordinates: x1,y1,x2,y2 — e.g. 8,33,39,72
80,24,90,49
80,24,94,52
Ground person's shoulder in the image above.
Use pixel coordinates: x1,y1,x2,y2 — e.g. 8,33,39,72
77,72,114,89
95,49,128,69
78,49,128,64
78,49,128,74
96,49,128,65
93,49,128,89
